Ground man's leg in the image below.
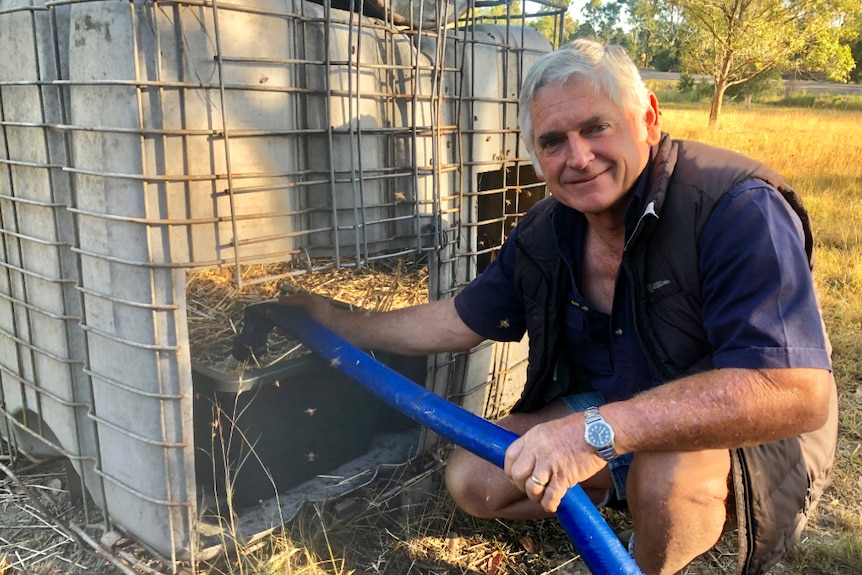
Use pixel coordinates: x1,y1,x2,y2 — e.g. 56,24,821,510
444,398,615,519
626,449,731,575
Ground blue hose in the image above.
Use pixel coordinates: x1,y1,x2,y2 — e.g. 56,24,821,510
236,302,644,575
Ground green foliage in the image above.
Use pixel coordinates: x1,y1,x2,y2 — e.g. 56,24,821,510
798,36,857,84
642,78,705,104
626,0,691,70
674,73,712,100
650,46,682,71
851,38,862,84
473,0,522,20
575,0,630,46
476,0,574,48
849,10,862,84
724,69,784,102
774,91,862,112
529,9,579,46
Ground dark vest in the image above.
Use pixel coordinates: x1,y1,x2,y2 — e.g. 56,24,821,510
510,134,837,575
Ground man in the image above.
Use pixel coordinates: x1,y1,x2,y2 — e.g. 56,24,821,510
281,39,838,575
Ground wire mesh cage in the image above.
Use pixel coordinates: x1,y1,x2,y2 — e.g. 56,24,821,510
0,0,569,567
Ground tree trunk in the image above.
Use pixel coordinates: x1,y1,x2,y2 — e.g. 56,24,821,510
709,81,726,126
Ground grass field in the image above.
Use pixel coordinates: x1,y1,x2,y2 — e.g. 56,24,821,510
3,105,861,575
661,106,862,573
189,106,862,575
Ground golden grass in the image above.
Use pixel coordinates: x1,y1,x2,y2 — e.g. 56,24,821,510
664,106,862,573
195,106,862,575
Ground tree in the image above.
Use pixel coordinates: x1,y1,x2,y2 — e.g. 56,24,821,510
530,9,579,46
578,0,630,46
724,68,783,108
474,0,523,20
475,1,576,48
852,38,862,83
626,0,691,69
670,0,858,125
847,9,862,83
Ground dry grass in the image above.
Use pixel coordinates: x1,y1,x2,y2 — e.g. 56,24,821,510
185,257,429,369
3,107,861,575
659,106,862,574
200,106,862,575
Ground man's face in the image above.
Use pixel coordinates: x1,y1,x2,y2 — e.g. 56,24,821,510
529,79,661,217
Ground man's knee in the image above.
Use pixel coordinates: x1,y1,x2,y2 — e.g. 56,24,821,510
444,447,494,518
628,449,731,521
625,450,732,573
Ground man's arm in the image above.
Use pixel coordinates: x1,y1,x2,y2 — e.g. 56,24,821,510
279,293,486,356
606,366,832,453
505,366,833,513
509,181,835,512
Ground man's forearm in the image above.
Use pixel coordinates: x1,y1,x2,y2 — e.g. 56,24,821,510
282,295,486,356
602,367,833,455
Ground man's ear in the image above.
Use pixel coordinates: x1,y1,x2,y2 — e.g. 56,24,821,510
645,91,662,145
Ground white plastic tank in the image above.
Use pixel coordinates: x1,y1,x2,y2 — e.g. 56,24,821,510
0,0,560,564
0,0,104,512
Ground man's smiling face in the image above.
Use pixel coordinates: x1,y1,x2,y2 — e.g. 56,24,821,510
529,79,661,217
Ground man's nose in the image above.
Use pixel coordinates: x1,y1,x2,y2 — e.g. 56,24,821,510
565,135,594,170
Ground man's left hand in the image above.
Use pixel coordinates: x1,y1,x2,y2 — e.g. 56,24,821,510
503,413,608,513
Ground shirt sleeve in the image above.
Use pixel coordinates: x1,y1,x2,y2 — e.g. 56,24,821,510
453,231,527,342
699,180,831,370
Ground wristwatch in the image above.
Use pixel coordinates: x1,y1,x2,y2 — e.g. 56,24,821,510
583,406,618,461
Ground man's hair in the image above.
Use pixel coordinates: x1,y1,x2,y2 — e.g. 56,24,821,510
518,39,651,160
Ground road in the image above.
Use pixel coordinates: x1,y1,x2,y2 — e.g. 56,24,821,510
639,69,862,96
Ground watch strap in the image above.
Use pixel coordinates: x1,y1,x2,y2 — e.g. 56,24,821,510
584,406,601,423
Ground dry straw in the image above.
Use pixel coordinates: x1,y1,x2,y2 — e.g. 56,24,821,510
185,257,429,371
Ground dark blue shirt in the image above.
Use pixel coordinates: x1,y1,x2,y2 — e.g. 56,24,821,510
454,159,831,403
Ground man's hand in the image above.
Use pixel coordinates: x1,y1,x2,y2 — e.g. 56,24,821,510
277,292,341,329
503,413,608,513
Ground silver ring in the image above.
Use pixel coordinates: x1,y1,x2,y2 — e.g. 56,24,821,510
530,474,548,487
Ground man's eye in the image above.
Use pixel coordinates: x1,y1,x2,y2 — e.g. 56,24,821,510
588,124,609,134
541,138,560,149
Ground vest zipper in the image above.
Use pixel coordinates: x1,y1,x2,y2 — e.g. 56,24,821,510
622,201,672,379
623,200,659,254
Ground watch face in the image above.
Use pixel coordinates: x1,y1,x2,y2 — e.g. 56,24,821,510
587,423,612,447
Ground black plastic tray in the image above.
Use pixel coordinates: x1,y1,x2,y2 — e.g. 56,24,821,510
193,353,384,507
192,351,423,508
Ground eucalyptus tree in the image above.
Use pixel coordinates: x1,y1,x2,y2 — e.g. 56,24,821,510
669,0,857,125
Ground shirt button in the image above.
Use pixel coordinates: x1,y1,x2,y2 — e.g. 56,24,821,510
614,328,623,336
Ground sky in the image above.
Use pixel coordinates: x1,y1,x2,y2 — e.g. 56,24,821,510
568,0,589,20
527,0,631,31
523,0,589,21
523,0,590,21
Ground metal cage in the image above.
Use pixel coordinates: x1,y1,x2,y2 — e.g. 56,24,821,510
0,0,568,567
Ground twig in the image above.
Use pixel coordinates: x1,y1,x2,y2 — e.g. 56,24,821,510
112,548,173,575
539,555,582,575
0,460,145,575
18,502,75,541
7,539,82,570
0,458,63,482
